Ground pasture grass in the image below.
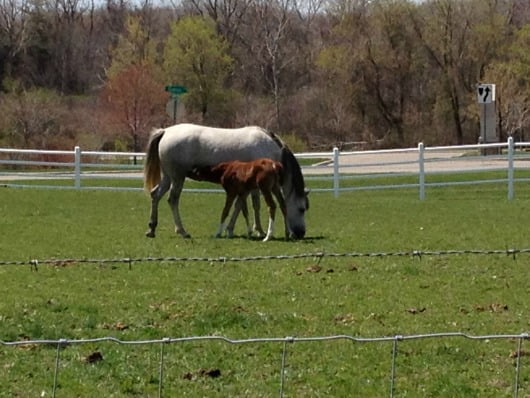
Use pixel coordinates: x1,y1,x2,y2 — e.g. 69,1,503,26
0,183,529,397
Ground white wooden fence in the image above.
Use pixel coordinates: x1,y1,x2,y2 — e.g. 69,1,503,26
1,138,530,199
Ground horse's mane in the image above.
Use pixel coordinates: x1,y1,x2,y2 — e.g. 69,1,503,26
281,147,305,197
262,128,305,197
263,129,285,149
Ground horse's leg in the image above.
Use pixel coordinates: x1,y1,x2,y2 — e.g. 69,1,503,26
250,190,265,237
167,176,190,238
146,175,170,238
272,186,289,239
260,190,277,242
215,192,237,238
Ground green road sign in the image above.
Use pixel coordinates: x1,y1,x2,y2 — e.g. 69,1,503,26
165,85,188,96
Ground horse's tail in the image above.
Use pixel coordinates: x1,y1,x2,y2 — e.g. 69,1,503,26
143,129,165,193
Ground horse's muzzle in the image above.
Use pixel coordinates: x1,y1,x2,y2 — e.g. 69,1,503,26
290,227,306,239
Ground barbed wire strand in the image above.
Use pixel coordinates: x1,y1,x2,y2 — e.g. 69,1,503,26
1,248,530,268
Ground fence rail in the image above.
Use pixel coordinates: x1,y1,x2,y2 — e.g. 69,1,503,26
2,138,530,199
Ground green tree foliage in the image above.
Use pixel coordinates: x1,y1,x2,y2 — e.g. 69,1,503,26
107,15,160,78
163,16,234,123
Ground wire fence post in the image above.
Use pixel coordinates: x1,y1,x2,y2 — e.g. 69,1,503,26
52,339,67,398
418,142,425,200
507,136,514,200
513,333,528,398
280,336,294,398
333,147,340,197
389,336,401,398
159,338,170,398
74,146,81,189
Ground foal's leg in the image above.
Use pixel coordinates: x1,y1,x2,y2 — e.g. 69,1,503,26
226,197,247,237
238,195,252,237
250,190,265,237
226,192,262,237
215,192,237,237
167,176,190,238
260,190,277,242
146,175,170,238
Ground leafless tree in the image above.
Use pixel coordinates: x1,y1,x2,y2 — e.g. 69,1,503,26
0,0,30,78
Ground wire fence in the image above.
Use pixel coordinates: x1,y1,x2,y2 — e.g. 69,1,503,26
1,332,528,398
2,248,529,397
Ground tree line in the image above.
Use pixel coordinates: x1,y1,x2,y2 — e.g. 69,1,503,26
1,0,529,152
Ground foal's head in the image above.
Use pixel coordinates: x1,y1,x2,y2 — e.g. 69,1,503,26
190,164,227,184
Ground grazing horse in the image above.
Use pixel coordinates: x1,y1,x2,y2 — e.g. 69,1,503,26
143,123,309,239
192,158,286,241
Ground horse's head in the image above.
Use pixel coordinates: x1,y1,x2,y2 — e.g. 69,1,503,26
284,188,309,239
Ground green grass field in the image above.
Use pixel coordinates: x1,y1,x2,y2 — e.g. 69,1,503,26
0,182,529,397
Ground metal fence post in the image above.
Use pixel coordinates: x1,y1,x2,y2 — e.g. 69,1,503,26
507,136,514,200
418,143,425,200
333,147,340,197
74,146,81,189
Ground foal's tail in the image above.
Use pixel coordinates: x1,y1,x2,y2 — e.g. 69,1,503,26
143,129,165,193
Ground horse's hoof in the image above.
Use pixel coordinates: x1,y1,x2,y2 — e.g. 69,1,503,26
262,236,272,242
176,228,191,239
145,231,155,238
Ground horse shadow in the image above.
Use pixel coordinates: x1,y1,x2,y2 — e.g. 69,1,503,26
214,234,325,242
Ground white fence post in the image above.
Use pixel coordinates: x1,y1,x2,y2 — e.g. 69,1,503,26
418,142,425,200
74,146,81,188
333,147,340,197
507,136,514,200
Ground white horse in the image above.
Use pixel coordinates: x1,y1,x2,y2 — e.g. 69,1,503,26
143,123,309,239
